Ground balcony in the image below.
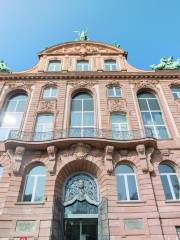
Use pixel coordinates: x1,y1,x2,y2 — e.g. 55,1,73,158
3,128,157,150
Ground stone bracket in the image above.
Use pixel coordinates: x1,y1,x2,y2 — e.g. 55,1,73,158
47,145,58,175
136,144,154,173
104,145,114,174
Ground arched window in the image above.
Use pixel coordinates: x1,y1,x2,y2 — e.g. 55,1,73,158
22,165,47,202
110,113,129,140
43,86,57,99
137,92,168,139
70,92,94,137
115,164,139,201
104,60,117,71
107,86,122,98
47,60,61,71
159,163,180,200
33,114,54,141
171,86,180,99
0,165,3,178
76,60,89,71
0,93,27,140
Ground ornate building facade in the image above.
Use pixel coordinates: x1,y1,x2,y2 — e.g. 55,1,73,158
0,40,180,240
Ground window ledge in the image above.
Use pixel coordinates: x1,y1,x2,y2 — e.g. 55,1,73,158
15,201,45,205
108,97,123,99
165,200,180,203
117,200,146,204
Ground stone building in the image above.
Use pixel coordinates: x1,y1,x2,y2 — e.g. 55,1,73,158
0,39,179,240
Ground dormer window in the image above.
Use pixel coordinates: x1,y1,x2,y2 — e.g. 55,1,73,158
104,60,117,71
108,86,122,98
76,60,89,71
47,60,62,71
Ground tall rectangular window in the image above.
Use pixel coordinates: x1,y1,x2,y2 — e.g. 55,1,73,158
110,113,129,140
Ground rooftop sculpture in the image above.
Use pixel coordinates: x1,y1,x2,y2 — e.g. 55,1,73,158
151,57,180,70
0,60,10,72
74,28,89,41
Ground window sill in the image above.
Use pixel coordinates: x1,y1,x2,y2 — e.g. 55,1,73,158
108,96,123,99
117,200,146,204
165,200,180,203
15,201,45,205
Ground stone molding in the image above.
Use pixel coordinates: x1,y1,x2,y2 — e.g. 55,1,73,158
38,99,57,113
47,145,58,175
136,144,154,173
104,145,114,174
108,98,127,112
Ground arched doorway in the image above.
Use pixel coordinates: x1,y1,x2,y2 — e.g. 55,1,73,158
64,173,98,240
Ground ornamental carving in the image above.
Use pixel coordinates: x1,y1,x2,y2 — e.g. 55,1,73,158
6,81,33,92
68,80,98,88
104,145,114,174
38,100,57,112
106,80,121,87
64,173,98,206
71,142,91,160
133,79,159,91
136,144,154,173
108,98,127,112
169,79,180,86
47,145,58,174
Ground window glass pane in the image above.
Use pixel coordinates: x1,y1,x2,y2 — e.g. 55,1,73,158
0,166,3,178
104,60,117,71
108,87,114,97
115,87,122,97
70,112,82,127
83,112,94,126
35,114,54,133
170,175,180,199
128,175,139,200
138,99,148,111
160,175,173,200
151,112,164,125
76,61,89,71
116,164,134,174
148,99,160,110
141,112,153,125
116,176,127,200
83,99,93,111
6,100,17,112
1,112,23,128
138,92,155,98
43,88,50,98
71,100,82,111
47,61,61,71
156,126,168,139
159,164,175,173
51,87,57,97
34,176,46,202
23,175,34,202
30,166,46,175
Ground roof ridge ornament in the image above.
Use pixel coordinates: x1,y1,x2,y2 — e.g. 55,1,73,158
151,56,180,70
74,27,89,41
0,60,10,73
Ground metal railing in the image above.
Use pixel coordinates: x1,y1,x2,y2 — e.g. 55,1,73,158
5,128,155,142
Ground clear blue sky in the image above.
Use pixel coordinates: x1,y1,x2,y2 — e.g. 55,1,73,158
0,0,180,71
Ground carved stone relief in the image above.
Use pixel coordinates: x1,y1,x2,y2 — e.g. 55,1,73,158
133,79,159,91
38,99,57,112
108,98,127,112
47,145,58,174
104,145,114,174
136,144,154,173
68,80,98,88
71,142,91,160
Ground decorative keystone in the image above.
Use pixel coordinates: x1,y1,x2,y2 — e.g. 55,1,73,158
104,145,114,174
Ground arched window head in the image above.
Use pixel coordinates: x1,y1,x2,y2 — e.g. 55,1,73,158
107,86,122,98
137,91,168,139
104,60,117,71
115,164,139,201
43,86,57,99
0,93,27,140
34,114,54,141
159,163,180,200
171,86,180,99
0,165,3,178
70,92,94,137
47,60,62,71
76,60,89,71
22,165,47,202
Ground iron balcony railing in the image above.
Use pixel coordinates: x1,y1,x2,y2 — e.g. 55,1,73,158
6,128,155,142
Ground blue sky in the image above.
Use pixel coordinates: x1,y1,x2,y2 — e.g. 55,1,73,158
0,0,180,71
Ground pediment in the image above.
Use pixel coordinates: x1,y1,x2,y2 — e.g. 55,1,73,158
39,41,126,57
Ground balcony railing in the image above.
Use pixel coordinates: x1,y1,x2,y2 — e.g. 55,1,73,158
5,128,155,142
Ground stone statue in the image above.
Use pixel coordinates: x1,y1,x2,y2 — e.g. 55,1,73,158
74,28,89,41
151,56,180,70
113,41,121,48
0,60,10,72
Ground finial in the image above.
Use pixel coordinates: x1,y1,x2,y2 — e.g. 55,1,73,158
0,60,10,73
74,27,89,41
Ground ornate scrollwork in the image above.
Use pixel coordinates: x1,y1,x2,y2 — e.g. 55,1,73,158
133,79,159,92
64,173,98,206
71,142,91,160
38,100,57,112
108,98,127,112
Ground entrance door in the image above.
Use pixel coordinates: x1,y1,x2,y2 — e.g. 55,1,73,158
65,219,98,240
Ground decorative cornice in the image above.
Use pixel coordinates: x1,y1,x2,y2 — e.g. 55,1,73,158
0,71,180,81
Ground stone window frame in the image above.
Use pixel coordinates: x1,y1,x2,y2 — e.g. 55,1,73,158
41,84,58,100
158,161,180,201
170,84,180,100
115,162,140,202
104,59,118,71
136,88,170,140
45,57,63,72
